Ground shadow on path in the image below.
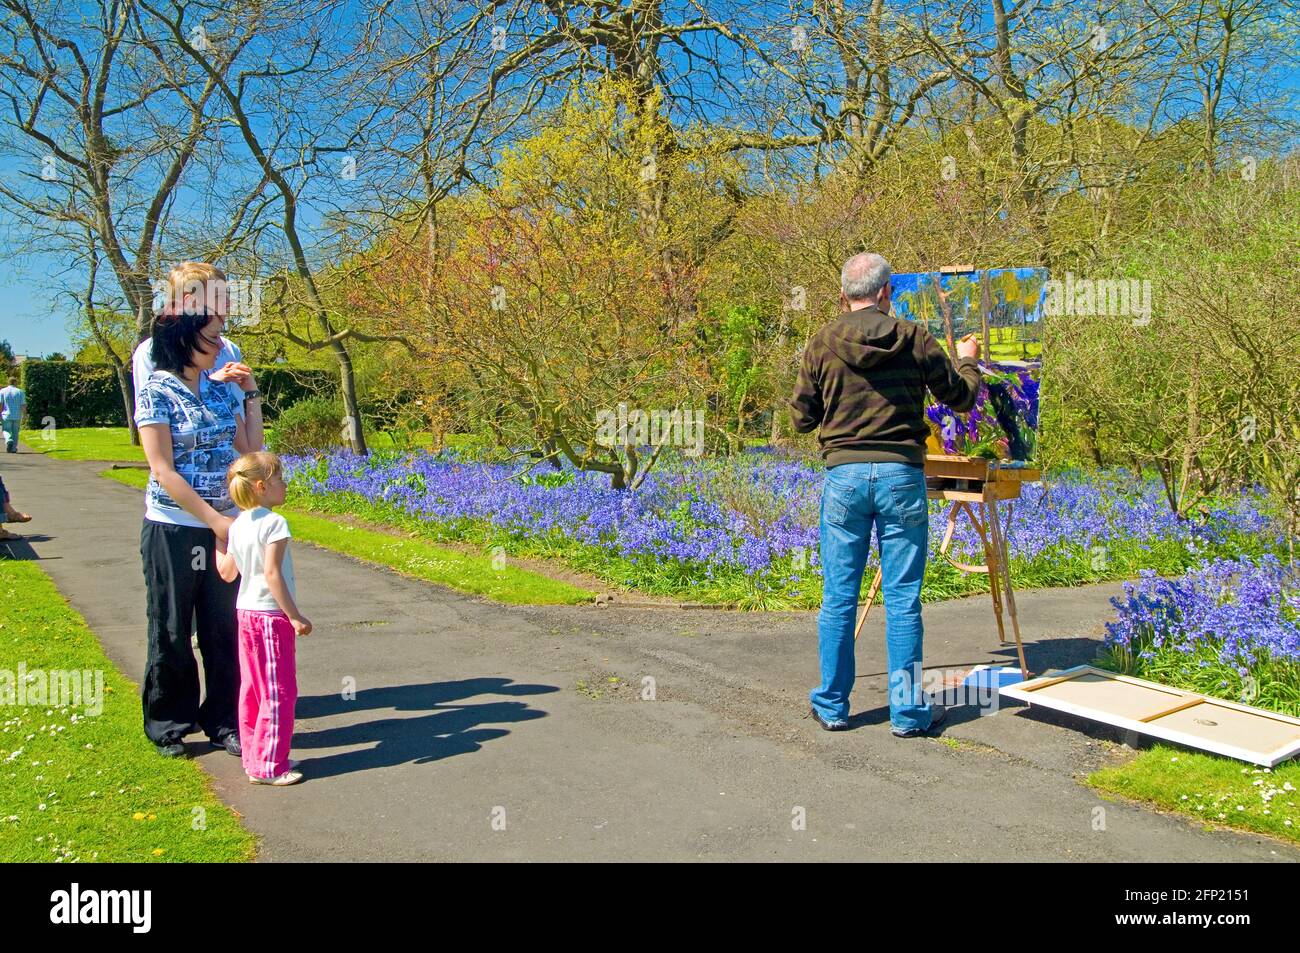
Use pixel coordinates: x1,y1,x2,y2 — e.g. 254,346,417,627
0,535,54,560
845,637,1107,732
294,677,560,778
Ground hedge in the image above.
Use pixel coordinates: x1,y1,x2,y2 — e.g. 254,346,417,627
17,359,335,427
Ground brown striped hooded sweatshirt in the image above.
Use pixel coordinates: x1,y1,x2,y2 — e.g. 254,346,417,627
789,305,982,467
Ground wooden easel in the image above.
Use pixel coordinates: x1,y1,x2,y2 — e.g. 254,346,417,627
852,454,1037,679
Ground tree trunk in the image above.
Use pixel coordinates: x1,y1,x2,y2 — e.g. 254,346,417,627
1179,353,1202,516
1079,416,1104,468
980,271,992,360
116,363,137,443
934,273,956,359
83,247,141,443
332,340,367,456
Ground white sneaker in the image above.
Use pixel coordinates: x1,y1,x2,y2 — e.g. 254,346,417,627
248,769,303,786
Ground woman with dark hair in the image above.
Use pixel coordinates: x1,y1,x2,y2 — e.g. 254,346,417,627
135,262,264,757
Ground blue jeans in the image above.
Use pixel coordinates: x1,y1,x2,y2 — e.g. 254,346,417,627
1,420,16,452
810,462,932,731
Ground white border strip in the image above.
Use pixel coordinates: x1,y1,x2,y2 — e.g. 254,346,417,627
999,665,1300,767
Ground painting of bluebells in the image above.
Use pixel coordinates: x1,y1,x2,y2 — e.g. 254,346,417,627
926,361,1040,462
893,268,1046,462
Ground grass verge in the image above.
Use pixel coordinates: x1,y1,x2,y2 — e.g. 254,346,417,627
0,559,256,862
101,467,593,605
1088,746,1299,846
24,426,145,462
24,426,434,463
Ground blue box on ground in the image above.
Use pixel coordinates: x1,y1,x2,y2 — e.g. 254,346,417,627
961,665,1027,693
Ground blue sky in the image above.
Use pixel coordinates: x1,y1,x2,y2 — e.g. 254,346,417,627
0,244,84,358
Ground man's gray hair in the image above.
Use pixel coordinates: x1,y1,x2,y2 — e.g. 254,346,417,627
841,252,892,302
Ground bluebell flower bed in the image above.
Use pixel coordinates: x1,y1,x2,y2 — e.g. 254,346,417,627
1103,555,1300,716
284,448,1286,611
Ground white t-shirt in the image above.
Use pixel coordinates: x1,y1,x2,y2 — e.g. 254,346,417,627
228,507,297,612
0,385,24,421
132,336,245,420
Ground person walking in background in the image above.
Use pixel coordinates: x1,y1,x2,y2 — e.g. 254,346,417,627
791,252,982,737
0,375,25,452
135,262,265,758
217,450,312,786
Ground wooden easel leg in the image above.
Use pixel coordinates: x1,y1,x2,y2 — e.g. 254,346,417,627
975,495,1008,646
988,494,1029,679
853,567,883,642
938,502,961,557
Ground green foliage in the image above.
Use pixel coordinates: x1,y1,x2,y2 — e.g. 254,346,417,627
519,469,574,489
717,305,771,443
253,367,335,419
16,359,331,427
1045,162,1300,529
20,359,127,427
266,395,346,455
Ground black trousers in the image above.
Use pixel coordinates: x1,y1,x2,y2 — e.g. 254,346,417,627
140,520,239,745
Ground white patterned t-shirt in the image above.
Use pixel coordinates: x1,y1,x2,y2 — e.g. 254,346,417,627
134,371,241,527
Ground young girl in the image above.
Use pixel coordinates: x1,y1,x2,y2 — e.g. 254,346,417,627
216,451,311,786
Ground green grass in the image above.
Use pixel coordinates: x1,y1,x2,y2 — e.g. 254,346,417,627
1088,746,1300,845
23,425,448,463
0,560,256,862
24,426,145,462
101,468,594,605
986,326,1042,362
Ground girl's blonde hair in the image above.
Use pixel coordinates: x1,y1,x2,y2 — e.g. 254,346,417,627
162,261,228,316
227,451,282,511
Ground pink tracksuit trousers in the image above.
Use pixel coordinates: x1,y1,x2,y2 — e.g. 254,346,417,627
236,608,297,779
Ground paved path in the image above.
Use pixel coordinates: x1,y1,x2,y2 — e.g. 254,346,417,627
1,446,1294,861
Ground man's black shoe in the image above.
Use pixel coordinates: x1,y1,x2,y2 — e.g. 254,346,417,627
891,704,947,738
810,705,850,731
211,734,242,756
156,742,186,758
